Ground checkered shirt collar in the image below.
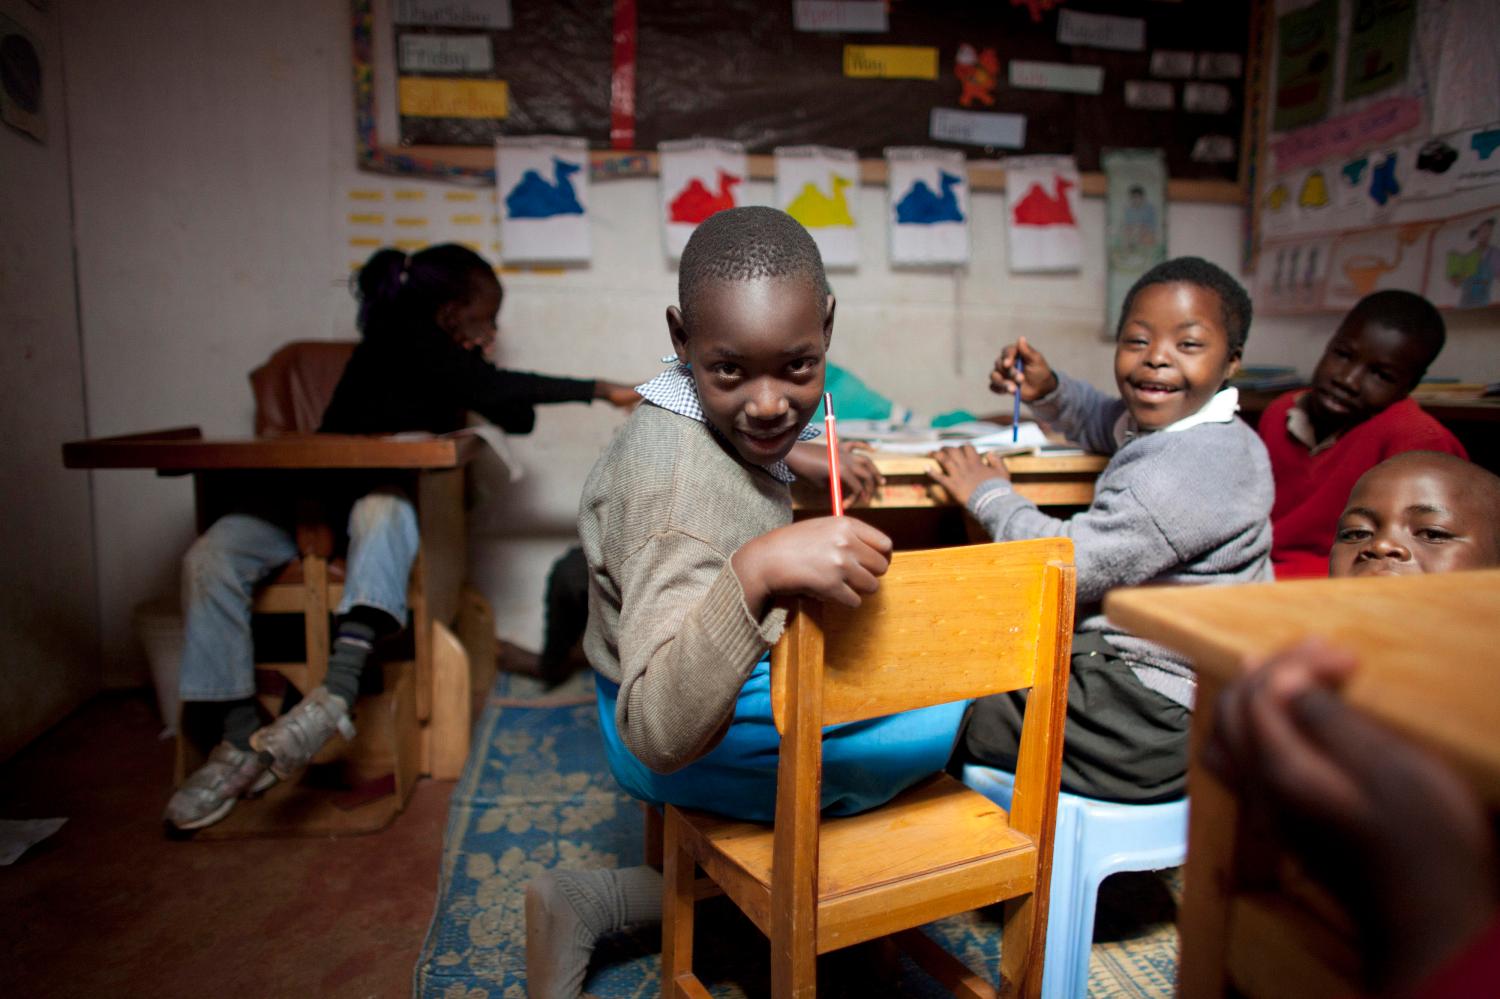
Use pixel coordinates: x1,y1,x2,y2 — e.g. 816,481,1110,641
635,361,819,484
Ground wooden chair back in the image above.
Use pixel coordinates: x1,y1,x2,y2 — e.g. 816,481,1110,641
771,537,1075,730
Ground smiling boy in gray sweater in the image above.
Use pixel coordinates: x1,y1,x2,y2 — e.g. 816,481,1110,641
933,257,1273,802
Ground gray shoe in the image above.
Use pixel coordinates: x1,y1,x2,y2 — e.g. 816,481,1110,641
164,742,277,831
249,686,355,780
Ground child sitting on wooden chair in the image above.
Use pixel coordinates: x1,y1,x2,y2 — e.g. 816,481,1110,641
165,243,639,832
931,257,1274,804
524,207,967,996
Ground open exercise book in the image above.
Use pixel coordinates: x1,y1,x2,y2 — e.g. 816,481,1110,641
839,419,1073,456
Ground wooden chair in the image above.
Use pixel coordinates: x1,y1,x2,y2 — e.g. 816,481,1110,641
661,537,1076,998
174,341,496,833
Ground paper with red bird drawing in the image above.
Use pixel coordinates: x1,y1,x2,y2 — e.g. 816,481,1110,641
1006,155,1083,273
659,138,748,260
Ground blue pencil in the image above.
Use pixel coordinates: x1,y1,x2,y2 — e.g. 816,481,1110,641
1012,357,1024,443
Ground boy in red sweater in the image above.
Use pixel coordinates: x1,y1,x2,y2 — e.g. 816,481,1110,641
1259,290,1465,578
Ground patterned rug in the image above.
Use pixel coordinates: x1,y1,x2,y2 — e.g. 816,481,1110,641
414,675,1180,998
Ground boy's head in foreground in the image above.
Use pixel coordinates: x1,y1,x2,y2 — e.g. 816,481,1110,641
667,206,833,467
355,243,502,356
1331,451,1500,578
1304,290,1444,437
1113,257,1251,430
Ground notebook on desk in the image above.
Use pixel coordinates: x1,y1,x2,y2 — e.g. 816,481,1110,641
840,419,1052,456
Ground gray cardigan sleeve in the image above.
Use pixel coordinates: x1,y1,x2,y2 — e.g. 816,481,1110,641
612,530,785,774
1029,372,1126,456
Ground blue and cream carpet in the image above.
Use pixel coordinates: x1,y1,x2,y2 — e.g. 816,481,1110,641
414,676,1179,998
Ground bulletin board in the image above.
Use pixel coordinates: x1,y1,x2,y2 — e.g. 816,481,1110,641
1247,0,1500,313
364,0,1253,187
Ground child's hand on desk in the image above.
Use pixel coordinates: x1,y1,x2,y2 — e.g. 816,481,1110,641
990,336,1059,401
1205,638,1497,996
786,441,883,506
594,380,643,410
930,445,1007,506
732,517,893,614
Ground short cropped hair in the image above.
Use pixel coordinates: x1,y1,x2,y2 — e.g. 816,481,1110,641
678,207,828,325
1116,256,1253,354
1341,289,1446,374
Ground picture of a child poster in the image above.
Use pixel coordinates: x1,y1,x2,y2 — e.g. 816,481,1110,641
1104,149,1167,334
776,145,860,269
1425,209,1500,309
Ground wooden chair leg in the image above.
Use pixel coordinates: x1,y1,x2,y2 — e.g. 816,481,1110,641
662,808,711,999
998,893,1045,999
302,553,330,692
425,620,471,779
644,803,664,870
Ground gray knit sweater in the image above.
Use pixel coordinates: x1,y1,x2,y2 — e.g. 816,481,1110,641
579,403,791,773
967,373,1273,708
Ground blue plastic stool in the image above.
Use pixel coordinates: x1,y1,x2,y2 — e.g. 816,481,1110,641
962,764,1188,999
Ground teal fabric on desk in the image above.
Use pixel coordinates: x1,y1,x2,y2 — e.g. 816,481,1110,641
812,363,977,428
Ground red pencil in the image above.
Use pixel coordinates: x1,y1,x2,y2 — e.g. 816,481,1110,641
824,392,844,516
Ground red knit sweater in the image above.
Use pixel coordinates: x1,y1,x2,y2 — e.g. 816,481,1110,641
1259,391,1467,579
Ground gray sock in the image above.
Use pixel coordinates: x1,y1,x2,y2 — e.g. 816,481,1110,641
525,865,662,997
220,698,261,751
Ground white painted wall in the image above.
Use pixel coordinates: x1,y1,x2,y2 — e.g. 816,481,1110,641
60,1,1498,683
0,0,99,759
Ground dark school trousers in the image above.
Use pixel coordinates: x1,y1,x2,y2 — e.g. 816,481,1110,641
955,631,1190,804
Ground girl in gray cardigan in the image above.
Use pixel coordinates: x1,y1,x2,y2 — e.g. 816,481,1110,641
933,257,1273,803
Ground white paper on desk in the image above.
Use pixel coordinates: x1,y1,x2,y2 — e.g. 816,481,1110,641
841,419,1050,454
388,426,524,482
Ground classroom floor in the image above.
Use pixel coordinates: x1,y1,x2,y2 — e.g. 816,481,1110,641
0,691,451,999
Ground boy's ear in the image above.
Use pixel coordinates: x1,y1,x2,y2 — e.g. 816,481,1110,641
822,294,836,348
666,305,689,364
1224,350,1243,383
436,300,460,335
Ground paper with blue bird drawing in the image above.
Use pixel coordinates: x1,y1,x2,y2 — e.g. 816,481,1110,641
885,147,970,266
496,135,591,264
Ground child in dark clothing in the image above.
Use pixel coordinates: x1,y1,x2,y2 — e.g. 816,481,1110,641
1259,290,1466,579
164,243,638,832
932,257,1272,803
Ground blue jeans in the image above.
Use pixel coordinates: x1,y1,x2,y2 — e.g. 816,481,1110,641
595,657,967,822
177,490,420,702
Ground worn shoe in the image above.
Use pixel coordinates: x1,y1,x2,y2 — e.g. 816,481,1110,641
249,686,355,780
163,742,277,831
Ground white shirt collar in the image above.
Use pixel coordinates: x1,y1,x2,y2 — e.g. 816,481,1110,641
634,362,819,484
1112,386,1241,447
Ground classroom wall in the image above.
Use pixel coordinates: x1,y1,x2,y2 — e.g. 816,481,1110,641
59,2,1498,683
0,0,100,759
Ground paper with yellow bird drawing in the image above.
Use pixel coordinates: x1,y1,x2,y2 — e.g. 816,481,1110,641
775,146,860,269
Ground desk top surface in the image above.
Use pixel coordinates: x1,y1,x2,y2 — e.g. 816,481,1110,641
1106,570,1500,801
867,450,1109,476
62,428,482,471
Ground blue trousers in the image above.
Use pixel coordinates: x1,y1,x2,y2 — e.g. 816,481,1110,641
177,490,419,702
596,657,967,822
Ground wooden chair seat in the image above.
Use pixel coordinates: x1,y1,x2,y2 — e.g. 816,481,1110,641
671,773,1037,954
264,557,347,587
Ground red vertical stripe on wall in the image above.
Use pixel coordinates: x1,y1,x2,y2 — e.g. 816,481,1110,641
610,0,638,149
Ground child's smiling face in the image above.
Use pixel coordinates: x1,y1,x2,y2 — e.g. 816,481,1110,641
1114,282,1241,431
667,276,832,467
1331,456,1500,578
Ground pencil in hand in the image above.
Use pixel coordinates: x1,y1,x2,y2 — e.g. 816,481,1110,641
824,392,844,516
1012,357,1025,443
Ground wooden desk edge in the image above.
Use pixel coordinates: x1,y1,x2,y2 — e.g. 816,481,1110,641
63,431,482,471
867,451,1108,476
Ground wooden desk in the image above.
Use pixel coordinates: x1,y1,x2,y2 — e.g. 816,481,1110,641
792,450,1106,550
1105,571,1500,998
63,427,493,780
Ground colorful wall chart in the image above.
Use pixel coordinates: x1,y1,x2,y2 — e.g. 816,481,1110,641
885,147,969,266
495,135,590,264
1006,155,1082,274
1425,209,1500,310
775,145,860,269
658,138,747,260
